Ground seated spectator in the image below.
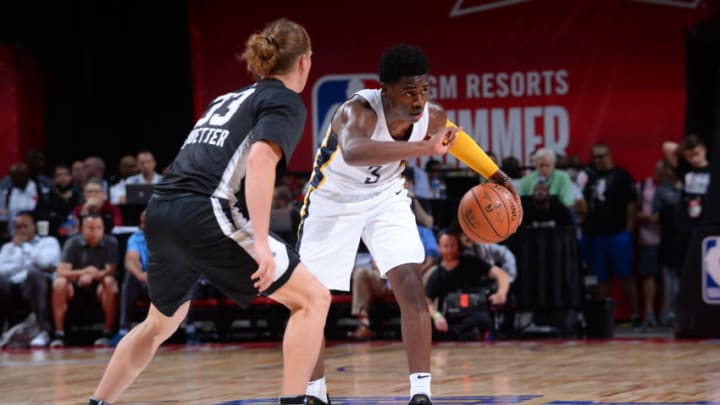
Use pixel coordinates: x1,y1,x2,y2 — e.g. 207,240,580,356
425,230,510,340
113,149,163,205
84,156,110,195
347,254,391,339
71,160,87,193
271,185,301,246
51,213,119,347
347,203,439,339
0,148,53,194
109,154,139,205
73,178,123,234
0,212,61,347
112,210,149,345
34,164,84,243
520,181,574,228
127,150,163,186
0,162,45,240
518,148,575,207
347,170,439,339
459,232,518,283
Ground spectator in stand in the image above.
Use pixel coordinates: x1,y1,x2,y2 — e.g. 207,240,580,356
0,148,53,195
518,148,574,207
425,229,510,340
662,135,711,276
347,169,440,340
459,233,517,283
73,178,123,234
0,162,45,239
51,213,119,347
109,154,139,205
635,160,670,328
112,150,163,211
346,255,390,339
581,143,640,329
84,156,109,195
271,185,301,246
112,209,149,345
652,161,682,326
520,181,574,229
34,164,84,244
0,212,61,347
71,160,87,194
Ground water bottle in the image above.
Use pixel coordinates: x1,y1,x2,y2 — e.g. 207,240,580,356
60,213,76,236
431,176,441,198
438,181,447,199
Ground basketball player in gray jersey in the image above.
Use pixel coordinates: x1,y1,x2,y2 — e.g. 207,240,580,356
89,19,330,405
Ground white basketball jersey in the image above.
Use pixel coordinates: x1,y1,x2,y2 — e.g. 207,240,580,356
307,89,430,195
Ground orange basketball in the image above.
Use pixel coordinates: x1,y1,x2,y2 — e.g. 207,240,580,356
457,183,521,244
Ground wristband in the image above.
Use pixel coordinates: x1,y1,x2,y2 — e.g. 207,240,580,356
432,312,443,320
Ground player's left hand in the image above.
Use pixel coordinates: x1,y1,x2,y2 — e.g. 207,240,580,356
251,242,276,292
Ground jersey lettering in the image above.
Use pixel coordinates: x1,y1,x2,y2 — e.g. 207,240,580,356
364,166,382,184
195,88,255,127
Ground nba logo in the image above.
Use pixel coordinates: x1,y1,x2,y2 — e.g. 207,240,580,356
702,236,720,304
311,74,379,151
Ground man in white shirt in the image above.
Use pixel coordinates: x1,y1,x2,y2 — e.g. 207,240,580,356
0,212,61,347
113,150,163,204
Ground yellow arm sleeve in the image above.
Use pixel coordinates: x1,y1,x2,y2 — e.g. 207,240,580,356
446,119,499,179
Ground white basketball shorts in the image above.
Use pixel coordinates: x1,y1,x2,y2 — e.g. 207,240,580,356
297,184,425,291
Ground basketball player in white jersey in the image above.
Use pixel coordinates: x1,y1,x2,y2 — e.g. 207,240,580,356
298,44,521,405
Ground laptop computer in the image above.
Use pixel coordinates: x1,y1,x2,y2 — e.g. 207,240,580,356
125,184,154,205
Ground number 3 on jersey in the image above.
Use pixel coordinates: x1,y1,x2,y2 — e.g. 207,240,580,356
195,88,255,127
364,166,381,184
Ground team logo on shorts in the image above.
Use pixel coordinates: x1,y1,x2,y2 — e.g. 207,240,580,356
311,74,379,151
702,236,720,304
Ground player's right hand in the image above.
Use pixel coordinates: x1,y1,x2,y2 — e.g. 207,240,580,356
251,242,276,292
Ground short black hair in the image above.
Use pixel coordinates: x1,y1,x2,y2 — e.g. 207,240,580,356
681,134,705,150
378,44,430,84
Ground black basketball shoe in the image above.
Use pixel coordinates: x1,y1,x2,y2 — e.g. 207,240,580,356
306,394,331,405
409,394,432,405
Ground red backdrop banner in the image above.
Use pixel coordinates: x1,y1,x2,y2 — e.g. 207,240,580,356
0,45,20,173
188,0,718,179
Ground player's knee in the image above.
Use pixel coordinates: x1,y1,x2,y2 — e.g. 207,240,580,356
310,287,331,315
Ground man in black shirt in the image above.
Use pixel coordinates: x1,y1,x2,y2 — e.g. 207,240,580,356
662,134,711,272
581,143,640,328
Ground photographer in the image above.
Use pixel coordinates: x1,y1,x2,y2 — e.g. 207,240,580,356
425,229,510,340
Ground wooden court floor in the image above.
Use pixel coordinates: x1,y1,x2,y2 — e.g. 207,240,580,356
1,338,719,404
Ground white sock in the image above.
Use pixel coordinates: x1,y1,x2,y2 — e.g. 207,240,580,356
409,372,431,398
306,376,328,402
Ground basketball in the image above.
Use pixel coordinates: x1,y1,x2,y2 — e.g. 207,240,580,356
457,183,521,244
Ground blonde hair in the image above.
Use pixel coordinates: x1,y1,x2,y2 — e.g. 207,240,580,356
239,18,311,79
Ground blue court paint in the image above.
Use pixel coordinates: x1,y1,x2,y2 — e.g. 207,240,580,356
214,394,540,404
